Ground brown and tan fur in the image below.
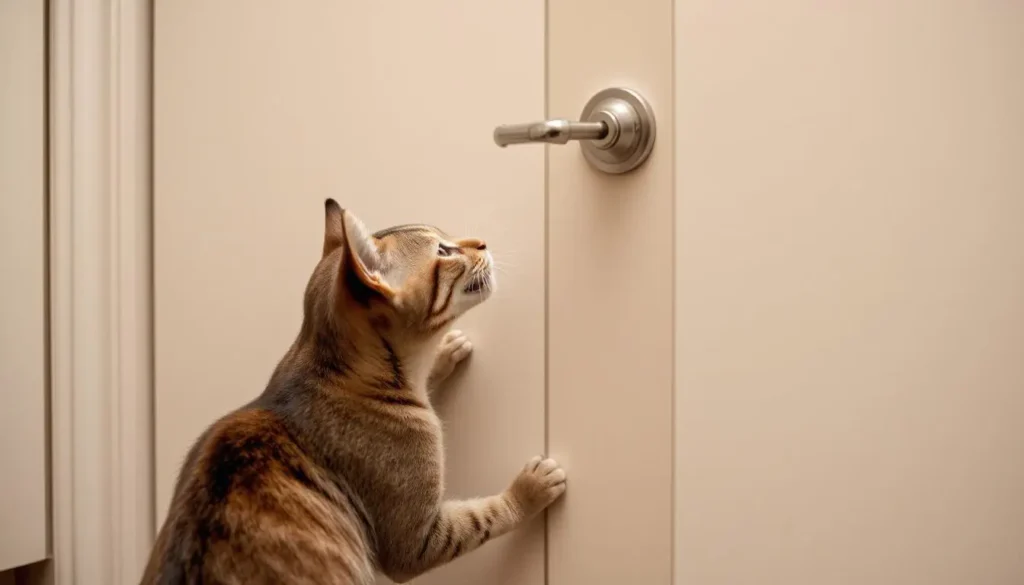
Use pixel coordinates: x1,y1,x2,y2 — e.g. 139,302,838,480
141,200,566,585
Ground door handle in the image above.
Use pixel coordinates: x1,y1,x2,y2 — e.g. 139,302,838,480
493,120,608,147
492,87,656,175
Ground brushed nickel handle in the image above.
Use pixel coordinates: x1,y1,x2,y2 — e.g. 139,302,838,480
492,87,656,175
493,120,608,147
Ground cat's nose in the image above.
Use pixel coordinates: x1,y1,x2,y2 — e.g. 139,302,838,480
460,238,487,251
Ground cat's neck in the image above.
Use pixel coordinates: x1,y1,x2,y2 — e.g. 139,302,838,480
397,329,445,398
280,319,440,402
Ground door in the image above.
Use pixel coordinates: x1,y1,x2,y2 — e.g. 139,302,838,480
154,2,673,584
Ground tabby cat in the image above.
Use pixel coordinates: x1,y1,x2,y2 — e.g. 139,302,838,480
141,200,566,584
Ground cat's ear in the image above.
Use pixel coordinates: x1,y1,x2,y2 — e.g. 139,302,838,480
323,199,394,300
323,198,348,257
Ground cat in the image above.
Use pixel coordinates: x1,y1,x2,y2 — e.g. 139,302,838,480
140,199,566,585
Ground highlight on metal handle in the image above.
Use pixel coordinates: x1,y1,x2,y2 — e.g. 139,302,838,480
491,87,656,174
493,120,608,147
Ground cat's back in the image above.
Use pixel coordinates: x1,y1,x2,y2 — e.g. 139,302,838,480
141,407,375,585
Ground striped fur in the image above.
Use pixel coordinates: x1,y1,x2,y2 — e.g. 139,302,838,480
140,200,566,584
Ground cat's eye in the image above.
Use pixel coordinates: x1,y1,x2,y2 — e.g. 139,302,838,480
437,244,451,257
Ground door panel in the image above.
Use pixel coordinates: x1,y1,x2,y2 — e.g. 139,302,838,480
546,0,674,583
154,2,545,583
675,2,1024,583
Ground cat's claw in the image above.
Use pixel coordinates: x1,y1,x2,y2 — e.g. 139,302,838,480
428,330,473,386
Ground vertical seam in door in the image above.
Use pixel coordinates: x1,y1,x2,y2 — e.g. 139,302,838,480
542,0,550,581
43,0,55,558
669,0,678,581
145,0,157,539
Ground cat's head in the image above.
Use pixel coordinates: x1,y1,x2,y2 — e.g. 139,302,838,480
306,198,494,339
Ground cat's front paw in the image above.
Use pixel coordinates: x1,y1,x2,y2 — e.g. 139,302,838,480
507,456,567,518
428,329,473,387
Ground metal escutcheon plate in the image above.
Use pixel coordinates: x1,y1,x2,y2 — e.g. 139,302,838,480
579,87,657,174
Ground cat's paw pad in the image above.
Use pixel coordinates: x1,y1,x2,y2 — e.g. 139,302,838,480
429,330,473,384
508,456,567,517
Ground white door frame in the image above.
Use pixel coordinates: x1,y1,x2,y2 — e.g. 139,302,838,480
48,0,154,582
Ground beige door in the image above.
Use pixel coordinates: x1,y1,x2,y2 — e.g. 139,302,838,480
154,1,672,584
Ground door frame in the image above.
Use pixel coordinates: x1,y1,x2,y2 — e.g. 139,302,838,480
48,0,154,582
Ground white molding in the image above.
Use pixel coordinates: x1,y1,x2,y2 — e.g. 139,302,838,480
48,0,154,583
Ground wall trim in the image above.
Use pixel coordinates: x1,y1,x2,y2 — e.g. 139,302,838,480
48,0,153,583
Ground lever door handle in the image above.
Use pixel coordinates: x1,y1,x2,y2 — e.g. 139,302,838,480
492,87,656,175
493,120,608,147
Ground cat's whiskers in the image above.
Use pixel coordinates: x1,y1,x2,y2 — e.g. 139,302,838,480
491,259,513,275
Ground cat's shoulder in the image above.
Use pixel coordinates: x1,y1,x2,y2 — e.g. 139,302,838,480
186,407,310,488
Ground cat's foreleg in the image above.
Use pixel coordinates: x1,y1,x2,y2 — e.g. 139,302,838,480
389,456,566,582
426,329,473,393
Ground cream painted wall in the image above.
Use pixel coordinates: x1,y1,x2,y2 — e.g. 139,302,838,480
675,2,1024,583
0,0,49,572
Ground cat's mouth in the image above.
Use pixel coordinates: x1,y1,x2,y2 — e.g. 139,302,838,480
463,271,491,294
